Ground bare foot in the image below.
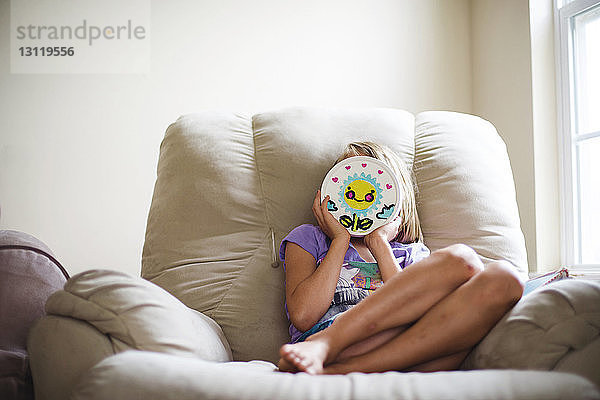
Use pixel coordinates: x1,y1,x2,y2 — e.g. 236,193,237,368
277,357,295,372
278,339,331,374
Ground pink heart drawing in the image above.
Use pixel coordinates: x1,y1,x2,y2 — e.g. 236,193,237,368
386,184,392,189
332,177,338,183
378,170,383,174
361,163,367,167
345,166,351,170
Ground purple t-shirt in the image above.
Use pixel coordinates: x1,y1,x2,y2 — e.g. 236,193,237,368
280,224,430,343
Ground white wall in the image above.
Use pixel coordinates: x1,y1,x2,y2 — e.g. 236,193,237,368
470,0,561,272
529,0,560,271
471,0,536,270
0,0,473,276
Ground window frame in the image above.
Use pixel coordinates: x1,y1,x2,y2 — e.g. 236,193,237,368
554,0,600,268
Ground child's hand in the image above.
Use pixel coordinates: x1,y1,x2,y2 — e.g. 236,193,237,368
313,190,350,243
365,216,401,247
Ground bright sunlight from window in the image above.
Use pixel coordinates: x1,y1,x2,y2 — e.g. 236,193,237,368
557,0,600,266
573,5,600,135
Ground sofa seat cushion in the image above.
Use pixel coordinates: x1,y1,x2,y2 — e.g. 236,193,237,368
71,351,600,400
46,269,232,362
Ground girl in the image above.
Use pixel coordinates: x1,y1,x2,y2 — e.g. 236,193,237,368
278,142,524,375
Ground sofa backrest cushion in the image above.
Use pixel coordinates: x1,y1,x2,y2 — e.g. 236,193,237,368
414,111,527,273
142,107,527,363
252,107,416,244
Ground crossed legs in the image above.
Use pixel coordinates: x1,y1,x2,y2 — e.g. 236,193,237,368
278,244,524,374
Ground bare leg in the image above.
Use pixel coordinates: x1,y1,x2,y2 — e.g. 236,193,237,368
279,244,486,373
336,326,407,362
322,261,523,374
405,350,471,372
278,326,407,373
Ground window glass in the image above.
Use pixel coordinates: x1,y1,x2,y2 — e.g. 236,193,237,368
576,136,600,263
559,0,600,266
573,4,600,135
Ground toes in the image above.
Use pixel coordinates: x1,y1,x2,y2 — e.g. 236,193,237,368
283,348,301,363
305,365,318,375
280,344,293,357
280,346,307,371
278,357,298,373
291,353,309,369
280,347,314,373
278,343,326,374
296,356,311,369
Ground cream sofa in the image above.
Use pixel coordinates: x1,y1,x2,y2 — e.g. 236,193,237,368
28,108,600,399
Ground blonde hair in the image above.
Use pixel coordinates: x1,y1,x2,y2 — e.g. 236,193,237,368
335,141,423,243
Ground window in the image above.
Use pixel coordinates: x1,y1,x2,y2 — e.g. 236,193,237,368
556,0,600,267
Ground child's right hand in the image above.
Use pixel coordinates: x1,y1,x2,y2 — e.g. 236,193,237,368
313,190,350,243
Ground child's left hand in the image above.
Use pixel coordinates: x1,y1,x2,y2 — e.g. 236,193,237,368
365,216,401,245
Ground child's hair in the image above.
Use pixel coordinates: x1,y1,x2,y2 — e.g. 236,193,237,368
335,141,423,243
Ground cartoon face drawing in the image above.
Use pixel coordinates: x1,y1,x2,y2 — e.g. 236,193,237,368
344,179,377,211
338,172,382,217
321,156,400,237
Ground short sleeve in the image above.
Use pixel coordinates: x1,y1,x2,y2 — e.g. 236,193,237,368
405,242,430,266
391,242,430,268
279,224,328,263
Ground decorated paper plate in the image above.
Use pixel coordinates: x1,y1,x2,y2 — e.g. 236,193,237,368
320,156,401,237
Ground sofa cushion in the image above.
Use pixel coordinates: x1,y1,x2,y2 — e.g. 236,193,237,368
46,269,232,362
253,107,416,237
70,351,600,400
141,111,279,362
463,279,600,387
414,111,527,275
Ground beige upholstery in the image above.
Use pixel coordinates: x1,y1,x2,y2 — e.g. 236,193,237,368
28,108,599,400
29,270,232,400
414,112,527,269
28,316,114,400
70,351,600,400
464,279,600,388
142,107,527,363
46,269,231,361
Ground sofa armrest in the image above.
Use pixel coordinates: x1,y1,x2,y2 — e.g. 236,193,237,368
463,279,600,387
0,230,69,400
46,269,232,361
28,316,115,400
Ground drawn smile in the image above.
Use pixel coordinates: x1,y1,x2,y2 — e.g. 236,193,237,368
339,173,382,215
345,188,375,203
